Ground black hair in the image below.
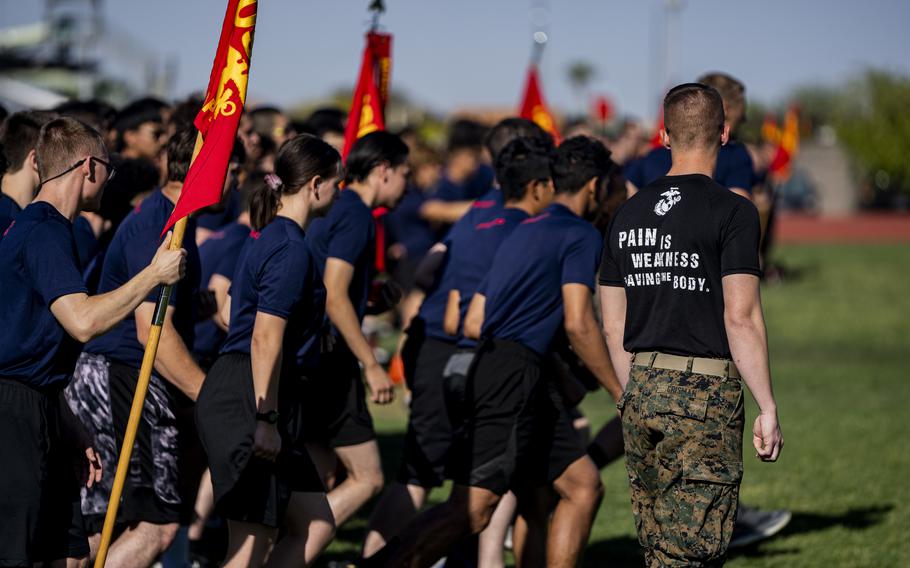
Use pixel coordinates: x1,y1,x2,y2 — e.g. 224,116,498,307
484,117,550,161
552,136,616,195
166,127,197,182
0,111,58,173
344,131,409,185
447,118,488,153
98,156,159,229
663,83,725,150
54,100,116,133
113,97,167,150
494,136,555,202
250,134,341,230
169,94,204,131
305,107,346,138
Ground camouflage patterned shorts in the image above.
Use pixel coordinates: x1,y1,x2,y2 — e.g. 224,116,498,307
619,360,744,567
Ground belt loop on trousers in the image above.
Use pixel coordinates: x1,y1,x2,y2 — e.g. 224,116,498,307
685,356,694,374
724,360,731,381
648,352,658,368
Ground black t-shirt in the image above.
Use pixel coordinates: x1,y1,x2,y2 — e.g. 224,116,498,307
599,174,761,359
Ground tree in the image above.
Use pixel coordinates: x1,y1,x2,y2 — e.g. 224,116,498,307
566,60,596,114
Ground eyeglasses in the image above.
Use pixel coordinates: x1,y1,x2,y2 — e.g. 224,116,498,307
39,156,117,188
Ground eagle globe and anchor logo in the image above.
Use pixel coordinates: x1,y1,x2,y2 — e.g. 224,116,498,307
654,187,681,216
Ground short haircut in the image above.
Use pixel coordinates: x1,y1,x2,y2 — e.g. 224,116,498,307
248,106,285,138
0,111,58,173
552,136,616,195
34,117,105,181
494,136,555,202
113,97,167,150
447,119,488,153
484,117,550,161
305,107,346,137
697,72,745,120
345,131,409,184
663,83,725,151
54,100,116,133
167,127,198,183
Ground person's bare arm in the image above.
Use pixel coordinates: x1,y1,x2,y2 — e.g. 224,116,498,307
249,311,284,461
443,289,461,337
599,284,632,389
324,257,394,404
723,273,783,462
563,284,622,401
135,303,205,401
50,233,186,343
419,199,474,224
463,293,485,340
208,274,232,332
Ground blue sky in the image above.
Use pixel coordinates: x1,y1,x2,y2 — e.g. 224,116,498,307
3,0,909,120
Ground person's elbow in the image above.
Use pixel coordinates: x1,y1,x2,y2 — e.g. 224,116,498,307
68,319,100,343
564,312,595,340
724,303,760,333
463,316,482,340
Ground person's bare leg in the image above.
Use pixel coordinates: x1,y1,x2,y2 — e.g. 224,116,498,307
64,556,88,568
267,491,335,567
306,442,339,491
86,533,101,561
362,482,427,558
326,440,385,527
477,490,517,568
105,522,179,568
188,469,214,542
223,520,277,568
547,457,603,568
512,488,552,568
382,485,500,568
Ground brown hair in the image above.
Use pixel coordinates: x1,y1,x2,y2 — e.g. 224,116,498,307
697,72,745,126
249,134,341,230
34,116,105,181
0,111,57,173
663,83,725,151
166,127,197,182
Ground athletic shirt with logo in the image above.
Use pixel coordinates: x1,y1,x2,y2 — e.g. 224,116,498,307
599,174,761,359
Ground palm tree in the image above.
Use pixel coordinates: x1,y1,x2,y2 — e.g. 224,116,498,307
567,60,596,114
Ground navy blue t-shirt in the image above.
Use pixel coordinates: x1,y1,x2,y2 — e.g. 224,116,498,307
220,217,326,372
306,189,375,324
85,190,202,368
0,202,88,387
194,222,250,360
626,143,755,193
480,204,602,354
450,207,530,348
413,192,506,343
73,215,100,271
385,185,436,262
0,193,22,237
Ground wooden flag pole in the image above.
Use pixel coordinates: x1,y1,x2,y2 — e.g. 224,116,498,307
94,132,204,568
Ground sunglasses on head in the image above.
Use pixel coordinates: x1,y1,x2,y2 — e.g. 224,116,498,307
39,156,117,188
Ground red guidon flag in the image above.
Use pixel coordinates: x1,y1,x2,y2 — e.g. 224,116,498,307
342,31,394,272
162,0,257,235
342,32,393,160
519,64,561,145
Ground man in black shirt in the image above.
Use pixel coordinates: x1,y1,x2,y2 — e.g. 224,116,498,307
600,83,783,566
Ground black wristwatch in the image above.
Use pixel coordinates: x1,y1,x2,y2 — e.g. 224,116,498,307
256,410,279,424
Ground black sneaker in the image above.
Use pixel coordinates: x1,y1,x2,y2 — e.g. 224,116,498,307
729,504,792,548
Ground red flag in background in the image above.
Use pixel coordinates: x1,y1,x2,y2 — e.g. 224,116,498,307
162,0,257,235
764,106,800,181
342,31,394,273
519,65,561,144
342,32,393,159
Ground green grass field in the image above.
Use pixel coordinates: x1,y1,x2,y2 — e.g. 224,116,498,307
322,243,910,567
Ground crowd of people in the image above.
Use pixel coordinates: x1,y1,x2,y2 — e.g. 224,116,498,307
0,71,784,568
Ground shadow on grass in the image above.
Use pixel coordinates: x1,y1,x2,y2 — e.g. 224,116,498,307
729,504,894,560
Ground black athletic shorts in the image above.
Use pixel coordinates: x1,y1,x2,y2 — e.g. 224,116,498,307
398,326,458,488
196,353,325,528
299,342,376,448
107,360,183,527
450,339,586,496
0,379,90,566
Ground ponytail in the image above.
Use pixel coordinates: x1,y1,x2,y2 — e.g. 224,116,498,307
247,134,341,230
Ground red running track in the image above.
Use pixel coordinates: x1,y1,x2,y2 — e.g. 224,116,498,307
774,213,910,243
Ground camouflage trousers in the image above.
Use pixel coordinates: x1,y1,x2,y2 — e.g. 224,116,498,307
619,359,744,567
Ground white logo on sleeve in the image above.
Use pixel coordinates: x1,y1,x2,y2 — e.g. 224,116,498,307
653,187,681,216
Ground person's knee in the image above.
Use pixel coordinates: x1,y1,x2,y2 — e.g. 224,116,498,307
356,466,385,497
559,460,604,510
156,522,180,552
